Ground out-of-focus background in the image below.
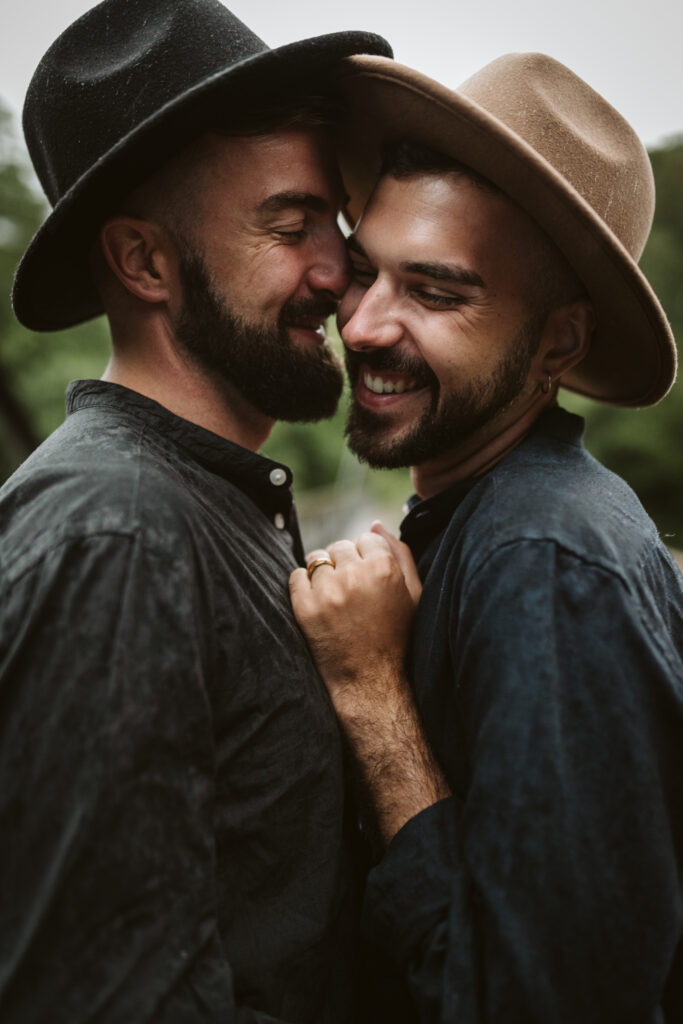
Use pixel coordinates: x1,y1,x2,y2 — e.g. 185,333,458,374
0,0,681,553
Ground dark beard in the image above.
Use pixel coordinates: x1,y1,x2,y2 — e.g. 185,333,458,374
174,251,344,422
344,321,540,469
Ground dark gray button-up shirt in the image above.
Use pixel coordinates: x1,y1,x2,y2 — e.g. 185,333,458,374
364,407,683,1023
0,381,362,1023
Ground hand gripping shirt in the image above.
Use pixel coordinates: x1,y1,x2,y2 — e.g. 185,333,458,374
0,380,362,1023
363,407,683,1023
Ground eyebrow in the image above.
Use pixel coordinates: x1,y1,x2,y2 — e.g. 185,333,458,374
348,236,485,289
258,190,348,215
400,261,485,289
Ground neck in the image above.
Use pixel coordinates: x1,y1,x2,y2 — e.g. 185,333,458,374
411,387,556,499
102,314,274,451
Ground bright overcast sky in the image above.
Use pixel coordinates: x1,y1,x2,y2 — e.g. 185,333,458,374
1,0,681,153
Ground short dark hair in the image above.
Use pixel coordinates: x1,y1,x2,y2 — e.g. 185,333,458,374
219,88,341,138
380,139,500,195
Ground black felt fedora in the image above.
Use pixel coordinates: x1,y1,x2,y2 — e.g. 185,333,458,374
13,0,392,331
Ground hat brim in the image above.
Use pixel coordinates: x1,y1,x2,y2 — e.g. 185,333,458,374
12,32,391,332
334,56,677,407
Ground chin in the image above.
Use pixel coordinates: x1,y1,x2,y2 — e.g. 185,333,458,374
345,399,427,469
344,425,412,470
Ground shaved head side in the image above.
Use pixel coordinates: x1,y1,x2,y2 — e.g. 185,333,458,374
88,137,209,309
380,139,587,334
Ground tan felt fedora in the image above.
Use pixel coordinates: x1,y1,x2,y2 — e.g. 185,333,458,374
334,53,677,407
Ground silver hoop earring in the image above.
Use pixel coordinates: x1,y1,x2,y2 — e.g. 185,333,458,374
541,372,553,395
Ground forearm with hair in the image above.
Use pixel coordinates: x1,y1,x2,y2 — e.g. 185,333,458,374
335,672,451,849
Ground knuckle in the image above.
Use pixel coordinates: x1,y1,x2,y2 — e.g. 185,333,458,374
372,548,396,574
305,548,328,566
327,540,354,559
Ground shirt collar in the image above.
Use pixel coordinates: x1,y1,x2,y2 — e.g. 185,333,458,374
67,378,297,514
400,406,586,563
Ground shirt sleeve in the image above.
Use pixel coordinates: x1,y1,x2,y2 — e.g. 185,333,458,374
0,529,285,1023
362,539,682,1023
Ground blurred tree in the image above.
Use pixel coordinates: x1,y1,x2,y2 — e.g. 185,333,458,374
0,103,45,473
0,102,110,481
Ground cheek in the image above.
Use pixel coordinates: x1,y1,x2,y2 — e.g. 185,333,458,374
229,250,307,312
263,248,313,294
231,240,305,280
412,322,461,374
420,314,490,371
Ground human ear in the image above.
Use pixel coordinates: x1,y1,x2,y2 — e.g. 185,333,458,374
99,217,172,304
539,298,595,381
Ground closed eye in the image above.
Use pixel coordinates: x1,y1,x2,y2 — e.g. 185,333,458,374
275,229,307,242
413,289,465,309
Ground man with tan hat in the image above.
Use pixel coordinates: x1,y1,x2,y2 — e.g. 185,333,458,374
0,1,393,1019
291,53,683,1020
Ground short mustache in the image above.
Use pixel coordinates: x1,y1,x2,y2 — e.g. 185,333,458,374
279,297,338,328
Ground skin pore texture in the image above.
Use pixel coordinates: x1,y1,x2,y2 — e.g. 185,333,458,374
291,169,595,845
96,128,350,450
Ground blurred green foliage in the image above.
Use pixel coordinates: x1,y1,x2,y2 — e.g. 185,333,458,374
0,104,109,479
563,137,683,543
0,100,680,539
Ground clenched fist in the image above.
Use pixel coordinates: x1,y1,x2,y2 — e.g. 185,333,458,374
289,527,417,710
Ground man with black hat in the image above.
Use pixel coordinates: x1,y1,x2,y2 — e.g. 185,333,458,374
0,2,392,1021
291,54,683,1021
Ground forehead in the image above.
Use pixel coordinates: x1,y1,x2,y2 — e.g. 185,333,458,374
356,172,541,284
196,128,344,208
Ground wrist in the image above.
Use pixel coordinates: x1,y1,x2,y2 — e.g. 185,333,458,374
330,672,411,748
337,688,451,847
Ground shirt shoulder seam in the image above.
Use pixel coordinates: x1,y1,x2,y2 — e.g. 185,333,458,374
4,525,150,587
465,536,631,593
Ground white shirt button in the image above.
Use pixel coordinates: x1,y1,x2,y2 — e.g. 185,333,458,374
273,512,286,530
269,468,287,487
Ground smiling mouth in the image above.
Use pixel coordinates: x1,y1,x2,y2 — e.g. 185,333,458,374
363,371,422,395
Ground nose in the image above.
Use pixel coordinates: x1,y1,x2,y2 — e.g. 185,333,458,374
339,279,404,351
306,224,351,300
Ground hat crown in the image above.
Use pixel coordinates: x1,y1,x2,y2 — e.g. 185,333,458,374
457,52,655,260
335,53,675,405
23,0,268,205
13,3,392,332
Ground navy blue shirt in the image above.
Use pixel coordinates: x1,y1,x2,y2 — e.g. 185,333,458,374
364,407,683,1023
0,381,362,1023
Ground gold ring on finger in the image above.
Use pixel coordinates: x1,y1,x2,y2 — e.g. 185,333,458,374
307,556,336,580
